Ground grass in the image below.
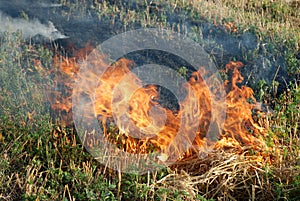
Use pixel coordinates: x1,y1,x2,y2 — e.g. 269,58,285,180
0,0,299,200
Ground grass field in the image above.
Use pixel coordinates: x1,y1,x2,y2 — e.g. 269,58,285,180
0,0,299,200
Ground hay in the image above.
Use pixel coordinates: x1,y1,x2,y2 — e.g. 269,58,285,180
154,151,279,200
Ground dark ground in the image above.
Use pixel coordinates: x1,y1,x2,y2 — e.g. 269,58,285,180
0,0,291,95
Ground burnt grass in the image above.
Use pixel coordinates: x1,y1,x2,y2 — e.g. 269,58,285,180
0,0,293,93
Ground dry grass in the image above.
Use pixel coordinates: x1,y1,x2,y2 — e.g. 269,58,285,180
165,0,300,49
153,149,299,200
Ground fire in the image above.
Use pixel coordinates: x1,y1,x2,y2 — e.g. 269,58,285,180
221,61,266,150
42,47,268,163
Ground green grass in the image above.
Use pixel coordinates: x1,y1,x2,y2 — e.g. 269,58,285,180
1,0,299,200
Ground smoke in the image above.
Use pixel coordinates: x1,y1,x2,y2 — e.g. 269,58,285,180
38,3,63,8
0,11,68,40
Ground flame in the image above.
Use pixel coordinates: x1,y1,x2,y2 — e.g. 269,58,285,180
41,48,268,162
221,61,266,150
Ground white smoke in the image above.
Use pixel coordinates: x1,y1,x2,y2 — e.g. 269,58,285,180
38,3,63,8
0,11,68,40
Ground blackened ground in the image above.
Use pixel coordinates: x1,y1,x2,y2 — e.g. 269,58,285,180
0,0,294,96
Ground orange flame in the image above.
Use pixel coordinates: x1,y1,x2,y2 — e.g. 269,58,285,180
41,49,267,161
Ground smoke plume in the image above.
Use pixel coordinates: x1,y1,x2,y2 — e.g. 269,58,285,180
0,11,68,40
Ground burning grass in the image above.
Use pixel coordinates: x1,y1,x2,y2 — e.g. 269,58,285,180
47,49,270,161
0,0,299,200
0,39,299,201
12,40,295,200
34,49,289,199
